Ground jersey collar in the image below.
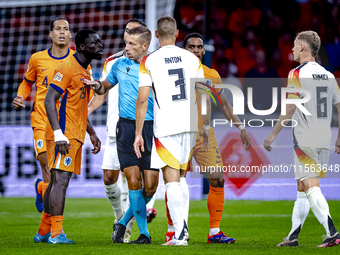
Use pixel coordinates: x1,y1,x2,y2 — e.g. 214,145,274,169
48,48,70,60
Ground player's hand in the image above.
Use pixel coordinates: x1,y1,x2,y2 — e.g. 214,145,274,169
335,138,340,154
54,129,71,155
197,128,210,151
90,133,101,154
83,79,96,86
134,134,144,158
241,129,251,151
13,95,25,109
263,133,276,152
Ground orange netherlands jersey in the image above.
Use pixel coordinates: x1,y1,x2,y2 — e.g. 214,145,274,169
17,48,74,130
45,54,92,143
196,65,223,129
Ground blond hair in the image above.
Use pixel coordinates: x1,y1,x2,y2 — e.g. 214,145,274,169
296,31,321,57
157,16,176,38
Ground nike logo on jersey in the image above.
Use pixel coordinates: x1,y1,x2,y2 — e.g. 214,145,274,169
216,160,221,164
80,78,84,82
136,210,141,215
42,68,49,71
126,67,130,73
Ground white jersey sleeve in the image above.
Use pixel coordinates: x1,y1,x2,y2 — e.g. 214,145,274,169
100,51,124,137
139,45,204,137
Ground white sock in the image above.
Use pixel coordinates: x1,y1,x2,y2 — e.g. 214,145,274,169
180,177,189,225
306,187,331,236
166,182,184,239
287,191,310,240
120,175,129,212
209,228,220,236
104,182,123,220
167,224,175,232
146,196,156,210
126,216,135,232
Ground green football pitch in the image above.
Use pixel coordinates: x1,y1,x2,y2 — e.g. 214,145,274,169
1,198,340,254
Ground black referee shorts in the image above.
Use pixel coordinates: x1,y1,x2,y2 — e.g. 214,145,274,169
116,117,158,172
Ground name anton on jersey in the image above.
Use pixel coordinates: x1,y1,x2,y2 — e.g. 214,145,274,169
312,74,328,80
165,56,182,64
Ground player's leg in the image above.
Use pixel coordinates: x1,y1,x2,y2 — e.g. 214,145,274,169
142,120,159,224
103,170,123,219
48,169,72,237
122,166,151,244
33,129,50,212
278,180,309,247
34,172,53,243
120,172,130,211
142,169,159,223
102,136,123,221
303,177,340,247
114,118,150,244
163,165,186,244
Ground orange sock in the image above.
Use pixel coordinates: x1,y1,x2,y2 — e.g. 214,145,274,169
42,182,48,198
51,215,64,238
165,191,173,226
207,186,224,229
38,212,51,236
37,181,43,195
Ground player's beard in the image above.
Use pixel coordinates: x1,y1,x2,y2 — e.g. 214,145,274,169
58,43,66,48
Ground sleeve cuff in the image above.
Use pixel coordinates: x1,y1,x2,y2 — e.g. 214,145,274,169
50,83,64,94
24,77,35,84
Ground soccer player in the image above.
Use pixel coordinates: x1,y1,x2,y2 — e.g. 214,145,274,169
163,32,251,243
12,17,73,213
134,16,206,246
34,29,102,244
263,30,340,248
87,18,147,242
85,26,158,244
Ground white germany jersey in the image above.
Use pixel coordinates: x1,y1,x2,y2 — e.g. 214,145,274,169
100,50,124,137
139,45,204,137
287,61,340,149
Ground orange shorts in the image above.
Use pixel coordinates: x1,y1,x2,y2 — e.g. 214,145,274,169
187,128,223,172
33,128,47,157
46,139,83,175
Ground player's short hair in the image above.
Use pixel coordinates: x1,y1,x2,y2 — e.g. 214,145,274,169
50,17,70,31
295,31,321,57
183,32,204,48
75,29,97,48
126,18,147,27
157,16,177,38
126,26,151,44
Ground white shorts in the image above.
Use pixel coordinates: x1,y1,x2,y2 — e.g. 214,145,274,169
151,132,196,170
294,147,330,181
102,136,120,170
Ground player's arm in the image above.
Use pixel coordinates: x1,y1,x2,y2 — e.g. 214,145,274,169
86,117,101,154
13,56,37,109
263,103,296,151
84,79,113,95
44,86,71,155
88,92,108,115
196,81,211,150
334,102,340,154
134,86,151,158
219,93,251,150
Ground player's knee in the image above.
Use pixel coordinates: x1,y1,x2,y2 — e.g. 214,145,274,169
128,179,141,190
210,177,224,188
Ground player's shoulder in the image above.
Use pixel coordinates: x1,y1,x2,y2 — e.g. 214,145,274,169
288,62,309,78
105,50,125,64
29,49,49,61
203,65,219,76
